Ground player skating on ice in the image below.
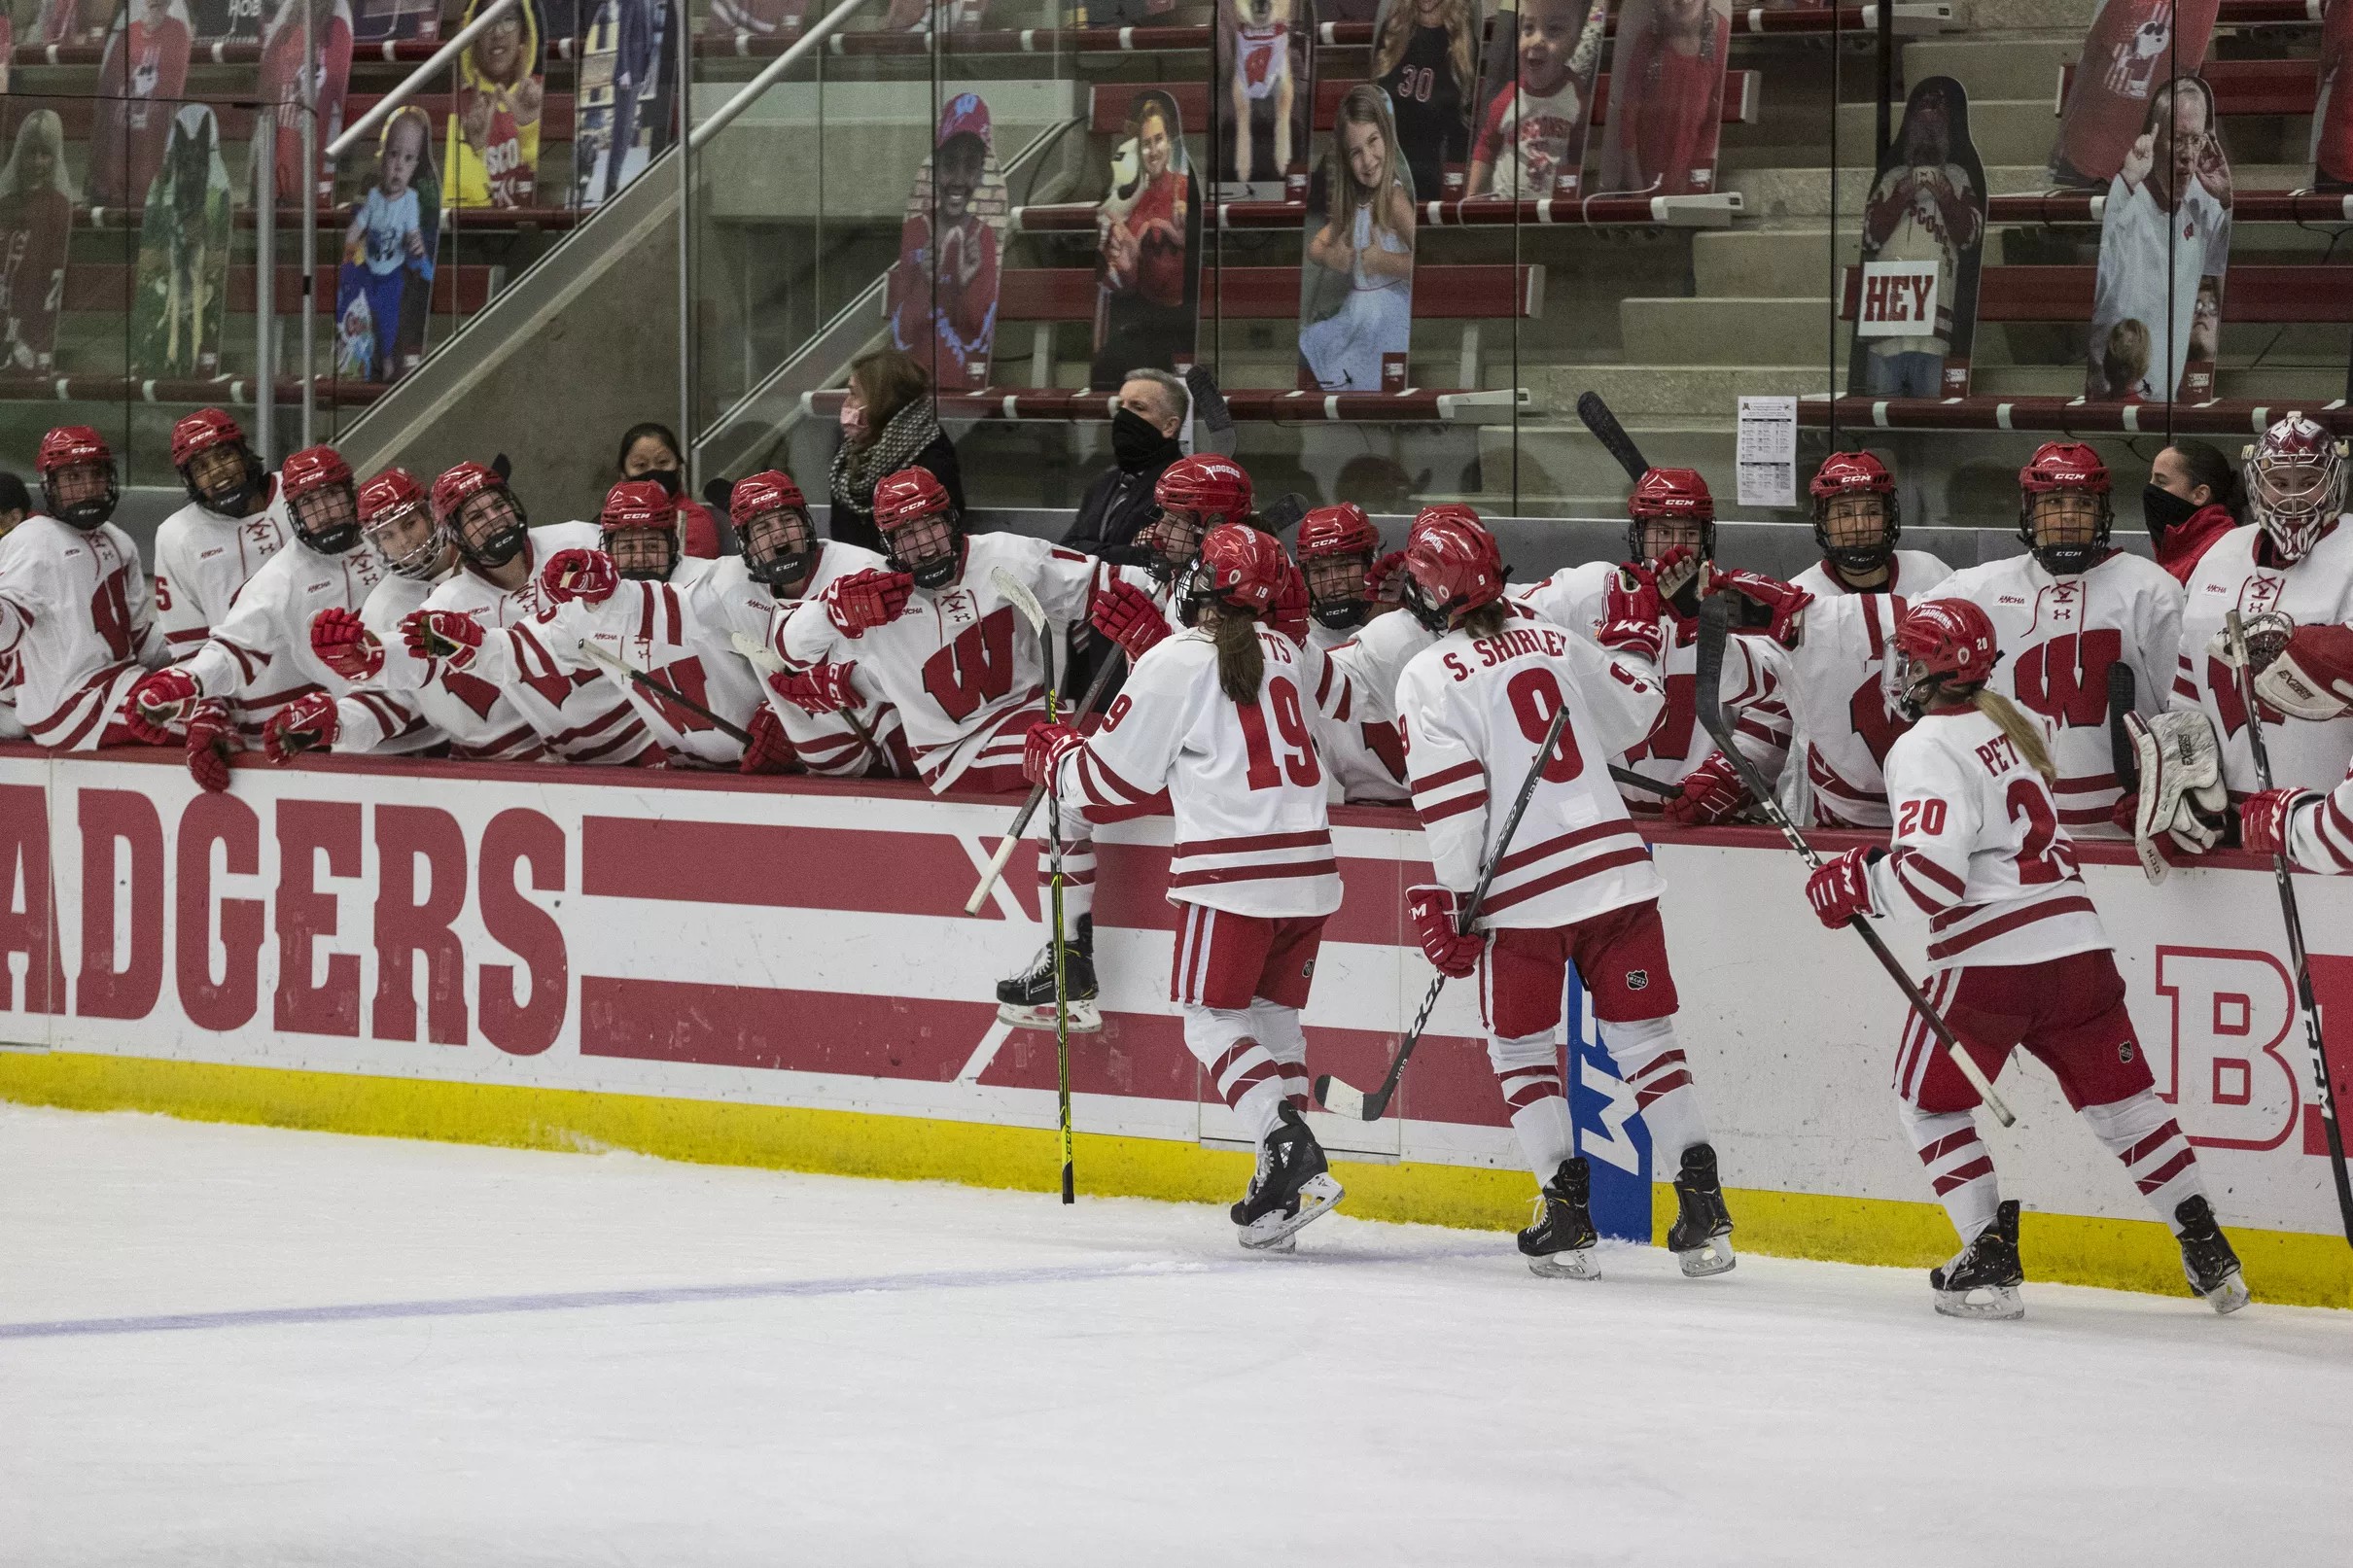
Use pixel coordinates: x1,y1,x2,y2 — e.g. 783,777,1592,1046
1793,452,1951,599
1393,507,1736,1280
1025,523,1351,1248
151,407,291,656
1803,598,2248,1319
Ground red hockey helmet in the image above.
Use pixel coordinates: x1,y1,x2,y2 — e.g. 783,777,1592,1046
1190,522,1289,616
1147,454,1253,576
1296,503,1381,561
169,406,266,515
1297,503,1383,630
600,478,681,581
1809,451,1902,576
2017,441,2112,575
431,460,528,569
729,470,819,594
169,407,243,470
1409,502,1483,542
1892,598,2001,717
1627,467,1715,564
2245,410,2345,565
1400,507,1506,631
281,444,361,555
872,466,962,589
359,468,441,579
37,424,119,531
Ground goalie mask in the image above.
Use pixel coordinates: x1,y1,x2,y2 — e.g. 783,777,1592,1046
36,425,120,532
1891,598,1999,720
730,470,820,596
871,466,963,590
600,479,681,581
1809,451,1900,576
2244,411,2345,566
1296,503,1383,630
1144,454,1252,580
280,444,361,555
360,469,442,580
171,406,267,517
1399,505,1506,632
432,461,529,570
1627,468,1715,566
2017,441,2113,575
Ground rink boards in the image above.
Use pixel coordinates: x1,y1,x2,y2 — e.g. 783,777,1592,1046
0,745,2347,1307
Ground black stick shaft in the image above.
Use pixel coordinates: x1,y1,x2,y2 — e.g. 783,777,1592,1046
589,647,754,745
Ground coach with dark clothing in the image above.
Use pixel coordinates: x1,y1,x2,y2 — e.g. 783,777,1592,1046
1060,368,1187,564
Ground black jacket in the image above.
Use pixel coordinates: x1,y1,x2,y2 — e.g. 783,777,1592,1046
828,431,965,555
1059,446,1178,565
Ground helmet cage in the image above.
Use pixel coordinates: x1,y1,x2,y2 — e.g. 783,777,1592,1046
450,485,529,569
291,479,362,555
1812,489,1901,575
2017,487,2113,575
740,504,819,594
44,459,120,532
2251,445,2343,565
882,508,962,590
363,498,441,579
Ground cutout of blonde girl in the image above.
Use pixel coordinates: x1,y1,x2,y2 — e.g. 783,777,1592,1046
0,111,78,374
450,0,545,208
132,102,235,376
336,105,441,384
1466,0,1605,200
1298,86,1416,393
1373,0,1480,200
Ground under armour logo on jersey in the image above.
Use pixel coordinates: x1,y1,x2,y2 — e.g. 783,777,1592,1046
1626,969,1649,992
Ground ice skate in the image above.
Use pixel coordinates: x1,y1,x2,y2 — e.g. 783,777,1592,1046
2175,1196,2250,1314
1232,1103,1343,1250
1519,1157,1600,1280
995,922,1102,1032
1931,1199,2025,1321
1666,1141,1737,1276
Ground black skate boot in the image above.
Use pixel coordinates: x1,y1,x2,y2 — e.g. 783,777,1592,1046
1519,1157,1600,1280
2175,1196,2250,1314
1666,1142,1737,1277
1231,1103,1344,1250
1930,1199,2025,1321
996,916,1101,1032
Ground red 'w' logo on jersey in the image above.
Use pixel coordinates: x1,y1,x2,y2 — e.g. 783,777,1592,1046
923,606,1017,722
2013,628,2122,729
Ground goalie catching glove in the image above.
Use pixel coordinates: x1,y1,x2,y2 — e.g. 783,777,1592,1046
2125,710,2228,884
1405,885,1484,979
263,691,338,763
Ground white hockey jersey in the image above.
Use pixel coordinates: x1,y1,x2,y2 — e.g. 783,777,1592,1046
2272,773,2353,874
1309,610,1433,804
1919,548,2179,835
1397,601,1667,929
1869,705,2109,969
1772,591,1917,828
152,486,293,652
1515,561,1792,807
0,514,168,749
415,524,655,765
779,532,1096,790
334,571,541,760
701,546,907,777
1790,549,1952,602
1051,626,1347,919
176,539,384,741
2171,519,2353,796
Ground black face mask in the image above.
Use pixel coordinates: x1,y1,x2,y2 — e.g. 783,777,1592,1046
2143,482,2200,542
1112,408,1176,473
643,466,685,499
1312,599,1369,632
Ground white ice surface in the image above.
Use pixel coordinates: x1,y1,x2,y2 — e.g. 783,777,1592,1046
1,1105,2347,1567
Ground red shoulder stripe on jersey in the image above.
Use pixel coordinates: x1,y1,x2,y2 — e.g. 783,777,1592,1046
1888,852,1961,915
1490,820,1641,878
1415,789,1489,824
1412,758,1485,793
1925,894,2098,961
1478,847,1653,915
1175,829,1334,858
2321,795,2353,869
1168,858,1340,889
1891,845,1965,895
220,635,268,683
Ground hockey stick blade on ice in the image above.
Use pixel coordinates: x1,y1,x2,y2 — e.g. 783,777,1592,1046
1576,391,1651,484
579,642,755,746
2226,610,2353,1245
1316,696,1577,1123
1692,597,2017,1128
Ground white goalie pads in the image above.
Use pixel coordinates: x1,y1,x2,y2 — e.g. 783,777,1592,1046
2126,710,2228,884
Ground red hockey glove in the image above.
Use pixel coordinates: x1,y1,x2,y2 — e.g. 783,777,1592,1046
124,666,202,746
1022,719,1083,789
263,691,338,764
1597,564,1666,663
738,703,799,776
1805,846,1884,929
184,700,237,793
824,568,915,638
768,660,860,716
542,547,619,607
1090,577,1170,661
1706,567,1813,648
2239,787,2318,857
1367,550,1409,606
402,609,483,670
1406,885,1484,979
309,607,383,682
2255,623,2353,721
1271,560,1311,645
1662,749,1751,825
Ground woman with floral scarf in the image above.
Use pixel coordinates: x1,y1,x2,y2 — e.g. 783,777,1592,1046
827,348,965,553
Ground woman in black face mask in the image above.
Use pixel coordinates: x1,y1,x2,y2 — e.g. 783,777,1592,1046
1061,367,1187,564
2144,439,2242,586
616,421,723,559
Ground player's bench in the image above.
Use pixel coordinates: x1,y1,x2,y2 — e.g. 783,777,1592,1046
1012,192,1742,232
1797,394,2346,437
2056,57,2328,119
1839,261,2353,326
1088,72,1759,139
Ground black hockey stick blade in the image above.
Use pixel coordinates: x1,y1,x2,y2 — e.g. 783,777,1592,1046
2107,663,2138,795
1609,763,1677,798
1262,492,1309,535
702,476,736,513
1185,364,1234,433
490,452,512,482
1576,391,1650,483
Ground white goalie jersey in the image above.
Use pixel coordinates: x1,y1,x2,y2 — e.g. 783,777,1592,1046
175,540,384,741
2172,520,2353,795
1396,601,1667,930
0,514,168,749
334,572,542,760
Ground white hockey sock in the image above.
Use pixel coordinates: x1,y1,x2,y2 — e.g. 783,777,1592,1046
2081,1090,2207,1230
1183,1005,1284,1143
1599,1015,1709,1165
1902,1103,2000,1242
1037,836,1096,927
1490,1029,1572,1183
1247,998,1312,1112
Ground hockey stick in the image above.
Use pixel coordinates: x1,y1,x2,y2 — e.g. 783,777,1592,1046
1576,390,1651,483
2107,664,2139,796
1610,764,1678,798
726,630,895,777
1314,697,1577,1124
579,642,754,746
1693,597,2017,1127
997,570,1077,1203
2226,610,2353,1245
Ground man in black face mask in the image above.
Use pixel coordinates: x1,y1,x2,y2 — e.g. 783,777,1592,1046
1061,367,1187,564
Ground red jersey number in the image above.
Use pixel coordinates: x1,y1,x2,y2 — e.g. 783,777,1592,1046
2006,779,2076,885
923,606,1017,723
1504,666,1586,784
1239,675,1320,789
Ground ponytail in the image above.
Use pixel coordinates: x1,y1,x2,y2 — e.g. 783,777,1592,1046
1213,608,1264,704
1972,688,2056,783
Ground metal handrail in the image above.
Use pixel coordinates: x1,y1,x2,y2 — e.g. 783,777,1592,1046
689,0,875,152
326,0,518,158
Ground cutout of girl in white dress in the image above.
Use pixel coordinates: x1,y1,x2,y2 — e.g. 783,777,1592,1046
1299,86,1416,393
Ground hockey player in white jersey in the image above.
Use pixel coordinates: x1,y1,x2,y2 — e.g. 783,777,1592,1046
292,467,544,762
1919,442,2180,837
1394,507,1737,1281
1026,524,1349,1248
151,407,292,655
124,444,385,789
2240,625,2353,867
398,462,658,766
774,465,1114,1025
1792,451,1951,599
1292,503,1422,802
0,426,170,752
1804,598,2246,1319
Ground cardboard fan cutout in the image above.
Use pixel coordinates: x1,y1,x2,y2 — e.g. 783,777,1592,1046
33,0,114,45
257,0,356,203
886,92,1010,390
1596,0,1730,197
1846,77,1986,401
132,101,234,376
1091,89,1201,391
2087,72,2230,402
1371,0,1481,201
576,0,673,208
89,0,193,212
1214,0,1314,200
2314,0,2353,191
449,0,545,208
1299,84,1416,393
0,110,76,374
1468,0,1604,200
335,104,440,385
2051,1,2222,191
